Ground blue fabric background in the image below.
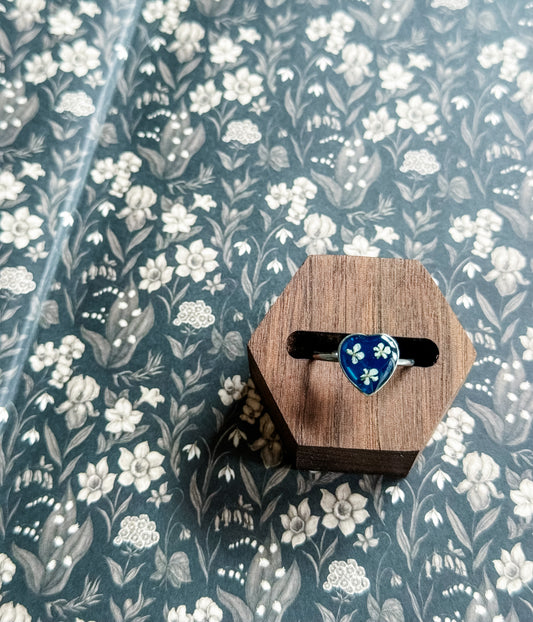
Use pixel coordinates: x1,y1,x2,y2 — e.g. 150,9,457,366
0,0,532,620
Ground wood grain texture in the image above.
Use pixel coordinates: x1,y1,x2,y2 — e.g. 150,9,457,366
248,255,476,475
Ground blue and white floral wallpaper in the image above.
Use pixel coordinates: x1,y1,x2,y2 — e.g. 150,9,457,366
0,0,532,620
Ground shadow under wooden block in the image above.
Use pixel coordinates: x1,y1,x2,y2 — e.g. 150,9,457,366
247,255,476,476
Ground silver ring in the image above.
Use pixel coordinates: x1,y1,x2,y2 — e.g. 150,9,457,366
313,333,414,395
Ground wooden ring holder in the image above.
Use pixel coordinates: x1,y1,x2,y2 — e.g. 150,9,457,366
248,256,476,476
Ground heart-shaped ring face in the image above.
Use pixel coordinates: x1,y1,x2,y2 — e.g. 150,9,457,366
338,334,400,395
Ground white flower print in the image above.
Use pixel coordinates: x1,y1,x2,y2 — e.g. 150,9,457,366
456,294,474,308
56,375,100,430
336,43,373,86
396,95,438,134
210,36,242,64
0,266,35,294
360,368,378,385
218,375,246,406
354,526,379,553
0,554,15,589
20,162,45,180
118,441,165,493
277,67,294,82
344,235,380,257
426,125,447,145
478,43,503,68
0,602,31,622
325,29,346,56
432,469,452,490
511,479,533,521
379,62,413,91
293,176,318,200
320,483,369,536
476,208,503,234
7,0,45,31
173,300,215,329
237,26,260,44
374,225,399,244
280,498,319,548
78,1,101,17
385,484,405,504
48,8,82,36
295,213,337,255
171,598,222,622
432,0,469,9
424,508,443,527
234,241,251,255
148,482,171,508
21,427,39,445
59,40,101,77
0,207,43,249
113,514,160,549
323,559,370,595
306,17,330,42
502,37,528,60
346,343,364,364
0,171,24,203
169,21,205,62
139,254,173,293
408,52,431,70
77,458,116,504
456,451,501,512
267,259,283,273
449,407,475,434
189,80,222,115
142,0,165,23
449,214,476,243
175,240,219,282
513,71,533,114
91,157,116,184
400,149,440,175
118,152,142,173
218,464,235,483
520,327,533,361
162,202,197,235
499,57,519,82
29,342,59,372
168,606,191,622
362,107,396,142
223,119,261,144
493,544,533,595
485,246,528,296
265,183,292,209
139,386,165,407
192,193,216,212
373,343,391,359
203,273,225,294
451,95,469,110
105,398,143,434
59,334,85,361
55,91,96,117
223,67,263,105
330,11,355,35
118,185,157,231
183,442,201,461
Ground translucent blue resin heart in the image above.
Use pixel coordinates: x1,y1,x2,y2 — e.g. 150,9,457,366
338,334,399,395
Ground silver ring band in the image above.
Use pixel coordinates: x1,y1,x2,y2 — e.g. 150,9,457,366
313,351,414,366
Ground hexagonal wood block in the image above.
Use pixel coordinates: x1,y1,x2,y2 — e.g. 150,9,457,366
248,255,476,476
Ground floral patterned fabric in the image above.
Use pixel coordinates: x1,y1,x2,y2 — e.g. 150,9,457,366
0,0,532,621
